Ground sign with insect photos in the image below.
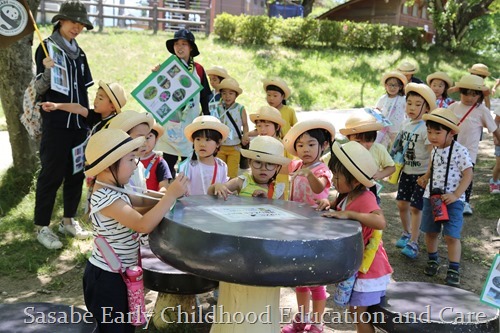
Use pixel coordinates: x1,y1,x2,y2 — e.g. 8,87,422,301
132,56,203,125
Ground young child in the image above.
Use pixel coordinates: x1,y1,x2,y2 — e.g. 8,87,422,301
41,80,126,135
179,116,230,195
448,74,500,214
263,77,298,136
397,61,424,84
320,141,392,333
216,77,249,178
395,83,436,259
208,136,290,200
82,128,188,332
468,63,492,109
250,105,286,139
426,72,455,108
418,108,473,286
280,119,334,333
375,71,408,149
206,65,230,116
139,122,172,192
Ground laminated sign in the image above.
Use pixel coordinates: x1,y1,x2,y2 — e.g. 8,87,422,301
132,55,203,125
0,0,34,48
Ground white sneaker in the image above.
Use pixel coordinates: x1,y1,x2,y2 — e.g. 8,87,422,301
58,220,92,239
463,202,473,215
37,226,63,250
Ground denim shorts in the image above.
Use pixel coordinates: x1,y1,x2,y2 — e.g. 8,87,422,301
396,172,425,210
495,145,500,157
420,198,464,239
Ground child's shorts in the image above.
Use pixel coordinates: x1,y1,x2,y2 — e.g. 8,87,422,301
495,145,500,157
420,198,464,239
350,290,386,307
396,172,425,210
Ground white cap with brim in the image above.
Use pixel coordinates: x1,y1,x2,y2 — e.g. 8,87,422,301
240,136,291,166
331,141,377,188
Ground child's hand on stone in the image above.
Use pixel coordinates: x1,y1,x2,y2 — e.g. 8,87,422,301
166,173,189,199
213,184,233,200
315,199,331,211
252,189,266,198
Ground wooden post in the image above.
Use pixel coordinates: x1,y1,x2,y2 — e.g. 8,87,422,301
97,0,104,33
40,0,46,24
152,1,158,34
209,0,216,33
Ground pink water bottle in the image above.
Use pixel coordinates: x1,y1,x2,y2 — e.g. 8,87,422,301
125,266,146,326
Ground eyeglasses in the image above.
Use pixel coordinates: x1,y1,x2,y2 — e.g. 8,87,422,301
385,84,401,89
250,160,278,171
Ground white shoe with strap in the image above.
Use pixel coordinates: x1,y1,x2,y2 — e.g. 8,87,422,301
58,219,92,239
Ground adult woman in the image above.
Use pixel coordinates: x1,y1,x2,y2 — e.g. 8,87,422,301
34,1,93,249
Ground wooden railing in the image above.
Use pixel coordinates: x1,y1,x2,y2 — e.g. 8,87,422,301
37,0,211,34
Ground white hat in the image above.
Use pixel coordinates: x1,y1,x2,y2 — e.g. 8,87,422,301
241,136,291,166
331,141,377,187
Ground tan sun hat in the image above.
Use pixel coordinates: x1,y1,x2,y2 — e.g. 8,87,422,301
331,141,377,187
405,83,437,111
380,71,408,87
84,129,145,177
426,72,453,88
468,63,490,77
108,110,154,133
423,108,460,133
98,80,127,114
217,78,243,96
339,111,384,136
452,74,487,91
206,66,230,79
283,119,336,157
184,116,230,142
397,61,418,74
241,136,291,166
151,122,165,139
263,77,291,100
249,106,286,127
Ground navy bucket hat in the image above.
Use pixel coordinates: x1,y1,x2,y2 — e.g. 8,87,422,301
51,1,93,30
166,28,200,57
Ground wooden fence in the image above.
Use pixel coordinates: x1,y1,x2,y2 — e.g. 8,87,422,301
36,0,211,34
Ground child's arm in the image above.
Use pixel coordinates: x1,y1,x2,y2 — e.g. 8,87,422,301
208,177,243,200
41,102,89,117
373,166,396,180
323,209,386,230
241,108,250,146
441,167,473,205
315,198,332,211
291,168,328,194
158,180,169,193
99,174,189,234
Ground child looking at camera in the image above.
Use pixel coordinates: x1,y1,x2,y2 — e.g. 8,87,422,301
263,77,298,136
206,66,230,116
426,72,455,108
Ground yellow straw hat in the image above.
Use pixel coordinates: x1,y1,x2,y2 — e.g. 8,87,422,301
262,78,291,100
405,83,437,111
249,106,286,127
339,111,384,136
184,116,230,142
241,136,291,166
217,78,243,95
151,122,165,139
206,66,230,79
426,72,453,88
452,74,487,91
397,61,418,74
331,141,377,187
108,110,154,133
84,129,145,177
283,119,336,157
468,63,490,77
380,71,408,87
98,80,127,114
423,108,460,133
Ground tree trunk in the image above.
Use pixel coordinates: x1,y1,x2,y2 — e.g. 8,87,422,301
302,0,314,17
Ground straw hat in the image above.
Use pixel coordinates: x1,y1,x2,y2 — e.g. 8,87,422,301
405,83,437,111
397,61,418,74
165,28,199,57
206,66,230,79
52,1,93,30
263,78,291,100
98,80,127,114
108,110,154,133
249,106,286,127
380,71,408,87
217,78,243,95
339,111,383,136
241,136,291,166
452,74,487,91
184,116,230,142
283,119,336,156
84,129,145,177
426,72,453,88
331,141,377,187
468,63,490,77
151,122,165,139
423,108,460,133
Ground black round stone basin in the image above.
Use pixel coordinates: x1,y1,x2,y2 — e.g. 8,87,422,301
149,195,363,287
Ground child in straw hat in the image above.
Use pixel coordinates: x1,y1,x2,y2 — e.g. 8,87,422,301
417,108,473,287
426,72,455,108
206,65,230,115
448,74,500,214
394,83,436,260
263,77,298,136
208,136,290,200
319,141,392,333
375,71,408,149
179,116,230,195
82,128,188,332
468,63,492,109
396,60,424,84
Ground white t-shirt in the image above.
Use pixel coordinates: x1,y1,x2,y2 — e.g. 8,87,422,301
400,119,430,175
179,157,229,195
424,141,473,201
449,102,497,163
375,94,407,134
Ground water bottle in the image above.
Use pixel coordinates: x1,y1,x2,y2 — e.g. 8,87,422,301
125,266,146,326
334,273,357,306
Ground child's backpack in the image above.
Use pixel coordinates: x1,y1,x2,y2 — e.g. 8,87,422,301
21,76,43,140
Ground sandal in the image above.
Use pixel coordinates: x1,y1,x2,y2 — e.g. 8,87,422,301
445,269,460,287
424,260,440,276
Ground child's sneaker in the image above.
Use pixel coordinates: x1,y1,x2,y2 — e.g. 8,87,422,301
424,260,440,276
281,314,306,333
463,202,473,215
303,323,324,332
445,269,460,287
489,181,500,194
395,232,410,248
58,220,92,239
401,241,419,259
37,226,63,250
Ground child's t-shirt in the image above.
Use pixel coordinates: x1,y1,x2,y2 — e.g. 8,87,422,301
435,97,454,109
375,94,407,134
219,102,245,146
278,105,298,136
449,102,497,163
237,172,285,199
140,152,172,191
179,157,229,195
289,160,332,206
424,141,473,201
369,143,395,170
400,119,430,175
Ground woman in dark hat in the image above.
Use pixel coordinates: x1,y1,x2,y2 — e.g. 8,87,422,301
33,1,94,249
156,28,212,178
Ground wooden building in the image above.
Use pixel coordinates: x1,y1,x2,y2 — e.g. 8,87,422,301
212,0,266,16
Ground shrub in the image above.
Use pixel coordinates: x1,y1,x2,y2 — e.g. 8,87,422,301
213,13,238,42
238,15,274,45
318,20,342,47
276,17,319,48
